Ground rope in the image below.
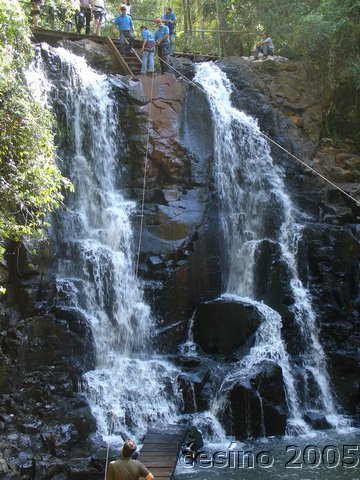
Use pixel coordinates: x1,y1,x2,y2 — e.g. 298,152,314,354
104,413,116,480
156,55,360,207
135,71,156,276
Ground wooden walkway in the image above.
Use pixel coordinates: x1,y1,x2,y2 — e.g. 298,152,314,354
137,425,187,480
31,27,218,77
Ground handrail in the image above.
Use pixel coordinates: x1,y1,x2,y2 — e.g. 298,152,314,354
105,36,134,76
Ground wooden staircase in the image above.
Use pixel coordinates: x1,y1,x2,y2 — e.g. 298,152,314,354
105,36,142,77
137,425,188,480
123,50,142,76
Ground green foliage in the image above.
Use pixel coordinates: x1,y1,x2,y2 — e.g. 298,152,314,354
25,0,78,31
0,0,71,283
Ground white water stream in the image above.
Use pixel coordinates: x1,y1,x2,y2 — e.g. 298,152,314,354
194,63,344,432
27,45,183,442
26,47,349,445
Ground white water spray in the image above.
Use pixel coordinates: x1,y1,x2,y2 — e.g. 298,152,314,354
27,45,183,442
194,62,342,430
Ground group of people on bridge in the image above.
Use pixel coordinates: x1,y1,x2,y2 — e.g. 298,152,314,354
30,0,177,74
113,5,176,75
30,0,274,68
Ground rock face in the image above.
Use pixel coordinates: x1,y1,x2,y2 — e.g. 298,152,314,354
1,42,360,475
121,73,223,348
218,364,288,438
218,57,360,421
194,299,262,354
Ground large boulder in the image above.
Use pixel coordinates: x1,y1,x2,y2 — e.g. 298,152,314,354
194,298,263,354
218,364,288,438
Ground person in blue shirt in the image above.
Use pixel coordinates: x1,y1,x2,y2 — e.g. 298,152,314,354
162,6,176,54
113,6,134,55
140,26,155,75
154,18,170,74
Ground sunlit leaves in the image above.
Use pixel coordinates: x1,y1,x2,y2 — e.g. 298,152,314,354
0,0,71,274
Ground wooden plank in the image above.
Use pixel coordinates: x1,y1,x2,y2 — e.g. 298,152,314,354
147,427,186,434
137,461,175,467
144,434,184,441
142,440,183,446
140,445,178,455
147,468,174,474
138,458,175,464
105,36,134,76
143,437,184,444
143,437,184,443
137,425,187,480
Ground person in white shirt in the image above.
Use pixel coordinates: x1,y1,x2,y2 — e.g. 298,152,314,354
117,0,131,16
92,0,105,35
253,32,274,59
76,0,92,34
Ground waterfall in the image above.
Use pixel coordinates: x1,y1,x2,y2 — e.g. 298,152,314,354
194,63,342,431
27,45,182,442
25,43,349,446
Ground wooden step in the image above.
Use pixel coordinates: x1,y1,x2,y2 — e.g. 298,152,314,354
137,425,188,480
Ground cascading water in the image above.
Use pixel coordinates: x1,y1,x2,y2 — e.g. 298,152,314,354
26,41,350,450
27,45,183,443
194,63,343,432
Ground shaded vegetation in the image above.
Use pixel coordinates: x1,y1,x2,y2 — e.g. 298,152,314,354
0,0,71,288
0,0,358,282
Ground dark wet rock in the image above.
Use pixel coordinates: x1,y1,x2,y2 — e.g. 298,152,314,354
194,298,262,354
183,426,204,451
18,451,36,477
67,457,103,479
64,406,97,441
1,39,360,464
122,74,223,344
0,449,10,476
327,352,360,416
56,39,122,75
219,57,322,161
218,364,288,438
304,411,331,430
252,239,293,317
91,447,119,471
0,262,9,286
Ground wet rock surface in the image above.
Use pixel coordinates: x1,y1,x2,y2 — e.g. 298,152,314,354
218,364,288,438
0,42,360,476
217,56,360,423
194,299,262,354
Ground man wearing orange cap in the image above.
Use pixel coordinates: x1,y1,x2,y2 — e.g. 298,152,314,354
154,17,170,73
106,440,154,480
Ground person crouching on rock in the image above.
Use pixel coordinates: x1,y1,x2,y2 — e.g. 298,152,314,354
253,32,274,60
106,440,154,480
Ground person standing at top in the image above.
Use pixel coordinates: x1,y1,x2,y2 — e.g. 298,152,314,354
92,0,105,35
76,0,92,34
161,6,176,54
154,17,170,73
30,0,43,27
117,0,131,16
106,440,154,480
113,6,134,55
253,32,274,59
140,25,155,75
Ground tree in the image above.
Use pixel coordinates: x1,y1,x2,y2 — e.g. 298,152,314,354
0,0,71,291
